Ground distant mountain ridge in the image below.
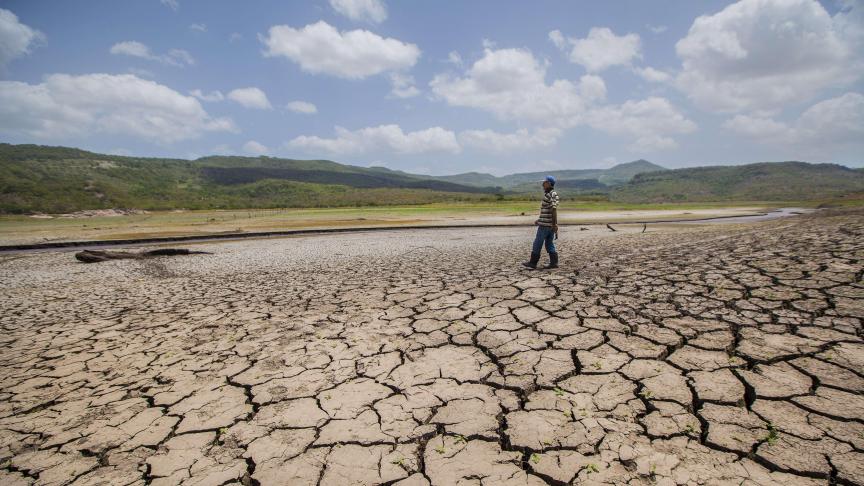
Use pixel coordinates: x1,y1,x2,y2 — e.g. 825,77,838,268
428,160,667,189
1,143,861,212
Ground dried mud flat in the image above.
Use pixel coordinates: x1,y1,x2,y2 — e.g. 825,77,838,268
0,210,862,486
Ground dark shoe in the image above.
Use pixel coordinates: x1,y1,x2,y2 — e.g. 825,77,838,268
522,252,540,269
544,252,559,269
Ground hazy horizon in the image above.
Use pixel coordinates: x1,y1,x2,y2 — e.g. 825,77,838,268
1,0,862,176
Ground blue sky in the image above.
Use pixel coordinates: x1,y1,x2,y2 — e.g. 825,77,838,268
0,0,861,175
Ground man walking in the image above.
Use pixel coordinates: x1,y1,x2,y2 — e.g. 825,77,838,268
523,175,559,269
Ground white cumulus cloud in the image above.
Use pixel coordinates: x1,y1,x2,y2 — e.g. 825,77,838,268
446,51,462,66
0,8,43,69
242,140,269,155
389,72,420,98
189,23,206,32
0,73,236,142
260,21,420,79
459,128,561,153
167,48,194,65
190,89,224,102
430,47,605,125
675,0,863,113
634,66,672,83
585,97,697,152
286,100,318,114
329,0,387,24
431,45,696,152
110,40,150,58
287,124,460,155
227,87,272,109
548,30,567,50
724,92,864,151
723,114,790,139
109,41,195,66
554,27,642,72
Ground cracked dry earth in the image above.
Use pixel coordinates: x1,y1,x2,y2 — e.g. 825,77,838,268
1,211,863,486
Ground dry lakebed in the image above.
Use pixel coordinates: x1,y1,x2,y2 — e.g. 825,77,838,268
0,209,862,485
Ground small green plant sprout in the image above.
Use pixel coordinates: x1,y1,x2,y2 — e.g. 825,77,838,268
530,453,540,464
434,444,446,454
592,361,603,370
391,457,406,467
638,389,654,399
563,409,573,419
554,387,565,397
763,423,778,445
685,423,696,435
454,434,467,444
650,463,657,476
586,463,600,474
542,439,552,446
323,393,332,400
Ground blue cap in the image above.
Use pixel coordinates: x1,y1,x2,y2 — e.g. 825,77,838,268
543,175,556,186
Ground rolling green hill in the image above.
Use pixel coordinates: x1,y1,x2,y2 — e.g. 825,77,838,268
611,162,864,202
0,144,499,213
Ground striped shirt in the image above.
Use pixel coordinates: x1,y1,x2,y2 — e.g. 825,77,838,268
537,189,559,227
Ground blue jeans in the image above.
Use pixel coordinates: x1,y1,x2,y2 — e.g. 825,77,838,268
532,225,556,255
